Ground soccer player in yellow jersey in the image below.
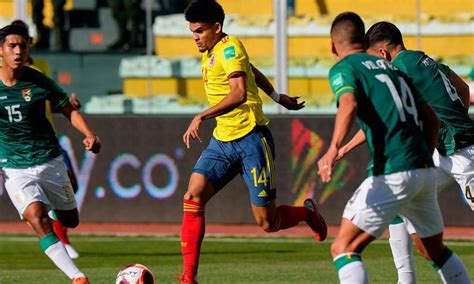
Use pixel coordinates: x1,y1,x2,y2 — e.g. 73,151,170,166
179,1,328,283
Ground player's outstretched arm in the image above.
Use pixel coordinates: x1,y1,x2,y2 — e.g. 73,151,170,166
417,102,439,153
251,64,305,110
317,92,357,182
60,104,101,153
335,129,366,161
449,70,470,109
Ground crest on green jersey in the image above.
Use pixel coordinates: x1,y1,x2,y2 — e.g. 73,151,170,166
330,73,344,90
21,89,32,102
223,46,236,59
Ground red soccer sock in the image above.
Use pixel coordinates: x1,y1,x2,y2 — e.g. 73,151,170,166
181,199,205,282
267,205,311,232
52,219,70,245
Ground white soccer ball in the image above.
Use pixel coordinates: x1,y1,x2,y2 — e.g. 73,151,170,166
115,263,155,284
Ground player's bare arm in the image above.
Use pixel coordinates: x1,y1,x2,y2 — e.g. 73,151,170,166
183,75,247,148
61,104,101,154
251,64,305,110
336,129,366,161
449,70,470,109
317,92,357,182
417,102,439,153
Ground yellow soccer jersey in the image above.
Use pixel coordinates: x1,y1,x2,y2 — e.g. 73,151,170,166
202,35,269,141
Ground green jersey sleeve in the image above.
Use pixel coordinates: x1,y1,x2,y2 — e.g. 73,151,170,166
329,62,358,105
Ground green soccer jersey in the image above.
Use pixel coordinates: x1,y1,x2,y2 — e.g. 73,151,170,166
0,67,70,168
329,53,433,176
392,50,474,156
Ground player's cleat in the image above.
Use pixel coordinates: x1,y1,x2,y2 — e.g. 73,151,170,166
72,276,90,284
304,198,328,241
65,243,80,259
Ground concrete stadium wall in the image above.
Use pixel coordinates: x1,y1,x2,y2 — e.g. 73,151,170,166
0,115,472,226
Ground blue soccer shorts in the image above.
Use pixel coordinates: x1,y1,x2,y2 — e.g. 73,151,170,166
192,125,276,206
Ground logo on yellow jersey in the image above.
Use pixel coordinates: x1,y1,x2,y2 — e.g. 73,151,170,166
209,54,215,67
21,89,32,102
223,46,236,60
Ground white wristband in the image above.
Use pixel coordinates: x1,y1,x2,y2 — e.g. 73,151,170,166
269,90,280,103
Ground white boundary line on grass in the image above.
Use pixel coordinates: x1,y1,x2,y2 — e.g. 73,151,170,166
0,235,473,247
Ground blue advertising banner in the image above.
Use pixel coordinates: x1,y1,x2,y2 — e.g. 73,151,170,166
0,115,471,226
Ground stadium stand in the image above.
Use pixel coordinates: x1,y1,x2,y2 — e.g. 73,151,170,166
0,0,472,113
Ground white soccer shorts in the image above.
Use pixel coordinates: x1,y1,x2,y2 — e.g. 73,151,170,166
1,155,77,216
343,167,444,238
433,145,474,211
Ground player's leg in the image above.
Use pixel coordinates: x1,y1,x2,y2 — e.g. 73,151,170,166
180,173,217,283
388,217,416,284
180,138,238,283
53,149,80,259
241,126,327,240
22,202,86,281
333,172,415,284
412,233,471,283
331,218,374,284
401,167,471,284
2,166,87,282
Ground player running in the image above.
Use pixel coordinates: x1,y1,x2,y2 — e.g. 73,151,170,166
179,0,327,283
362,21,474,283
317,12,470,284
0,24,100,283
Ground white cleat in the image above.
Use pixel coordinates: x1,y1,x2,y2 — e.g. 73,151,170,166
65,244,80,259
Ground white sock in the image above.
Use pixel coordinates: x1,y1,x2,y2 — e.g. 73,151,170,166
334,253,368,284
389,222,416,284
44,241,84,279
436,252,472,284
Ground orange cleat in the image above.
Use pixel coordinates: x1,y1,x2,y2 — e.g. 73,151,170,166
72,276,91,284
304,198,328,241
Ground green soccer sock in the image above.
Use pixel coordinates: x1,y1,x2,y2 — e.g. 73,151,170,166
333,252,368,284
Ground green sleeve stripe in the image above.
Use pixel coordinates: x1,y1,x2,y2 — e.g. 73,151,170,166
335,86,354,97
39,232,60,251
390,215,404,225
333,253,362,271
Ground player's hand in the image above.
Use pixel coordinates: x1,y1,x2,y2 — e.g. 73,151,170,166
317,146,338,183
183,115,203,149
335,145,347,161
279,94,305,110
83,134,101,154
70,93,81,109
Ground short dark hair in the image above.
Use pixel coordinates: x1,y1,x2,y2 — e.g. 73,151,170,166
365,21,403,48
184,0,225,26
330,12,365,45
0,24,30,44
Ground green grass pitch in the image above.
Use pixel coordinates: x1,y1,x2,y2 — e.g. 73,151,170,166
0,234,472,283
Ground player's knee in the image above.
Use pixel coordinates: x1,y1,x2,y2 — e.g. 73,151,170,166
61,218,79,228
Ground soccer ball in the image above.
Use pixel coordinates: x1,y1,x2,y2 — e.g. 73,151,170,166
116,263,155,284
